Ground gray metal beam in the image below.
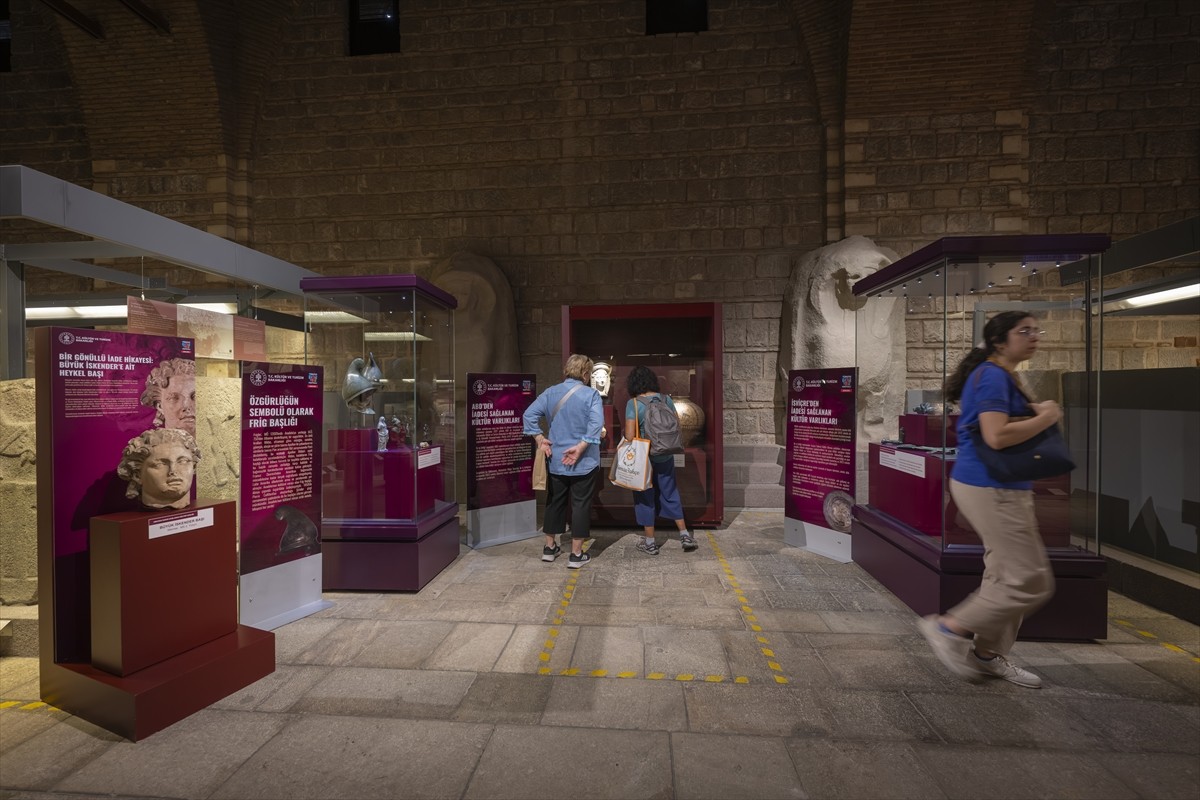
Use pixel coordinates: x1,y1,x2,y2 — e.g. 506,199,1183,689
114,0,171,34
2,242,147,260
1,261,26,379
0,165,320,297
18,257,184,294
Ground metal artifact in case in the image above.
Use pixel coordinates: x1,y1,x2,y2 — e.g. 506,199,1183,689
562,302,723,527
850,235,1112,640
300,275,458,591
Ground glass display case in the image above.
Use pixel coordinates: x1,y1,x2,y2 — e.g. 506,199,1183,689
849,235,1111,639
562,302,723,527
1085,218,1199,621
299,275,458,591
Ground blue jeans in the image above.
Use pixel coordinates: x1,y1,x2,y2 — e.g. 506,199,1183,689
633,458,684,527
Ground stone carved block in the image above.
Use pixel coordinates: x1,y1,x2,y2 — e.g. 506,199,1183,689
776,236,905,446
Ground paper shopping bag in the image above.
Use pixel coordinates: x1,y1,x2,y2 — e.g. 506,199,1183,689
609,436,652,491
531,448,548,491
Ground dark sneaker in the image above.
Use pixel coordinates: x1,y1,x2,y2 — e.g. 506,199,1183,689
541,544,562,562
680,532,698,552
567,552,590,569
968,653,1042,688
636,539,660,555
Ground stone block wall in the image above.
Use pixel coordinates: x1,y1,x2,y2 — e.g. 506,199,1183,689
0,381,37,605
0,370,249,608
2,0,1197,449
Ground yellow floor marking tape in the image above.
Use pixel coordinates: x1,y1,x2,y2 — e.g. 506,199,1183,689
1113,617,1199,662
705,531,790,685
21,701,46,710
0,700,23,709
532,536,760,684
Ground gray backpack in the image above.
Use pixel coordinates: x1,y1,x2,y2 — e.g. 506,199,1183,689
641,395,684,456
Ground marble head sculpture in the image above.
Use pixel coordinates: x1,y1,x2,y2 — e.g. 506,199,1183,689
140,357,197,436
117,427,202,510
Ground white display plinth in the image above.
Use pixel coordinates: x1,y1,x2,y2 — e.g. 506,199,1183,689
239,554,332,630
784,518,852,563
467,500,538,549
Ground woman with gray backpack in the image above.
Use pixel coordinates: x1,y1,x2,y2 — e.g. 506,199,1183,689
623,365,697,555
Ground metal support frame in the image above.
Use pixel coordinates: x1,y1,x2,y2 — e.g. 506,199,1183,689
1,260,26,379
0,166,320,296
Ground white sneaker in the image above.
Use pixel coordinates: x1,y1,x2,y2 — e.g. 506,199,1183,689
969,653,1042,688
917,615,978,681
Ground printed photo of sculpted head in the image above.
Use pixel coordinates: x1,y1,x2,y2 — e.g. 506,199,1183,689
140,357,197,436
116,428,201,510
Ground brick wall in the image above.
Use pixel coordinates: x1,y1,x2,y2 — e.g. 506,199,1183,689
841,1,1198,259
0,0,91,228
2,0,1197,445
1026,0,1200,236
248,0,822,443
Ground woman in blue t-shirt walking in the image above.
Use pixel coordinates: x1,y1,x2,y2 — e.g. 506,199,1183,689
918,311,1061,689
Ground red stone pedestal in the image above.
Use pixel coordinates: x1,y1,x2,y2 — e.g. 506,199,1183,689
90,502,238,676
38,501,275,741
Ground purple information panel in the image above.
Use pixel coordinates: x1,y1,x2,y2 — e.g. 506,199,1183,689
785,368,857,533
42,327,194,661
240,363,323,576
467,373,536,511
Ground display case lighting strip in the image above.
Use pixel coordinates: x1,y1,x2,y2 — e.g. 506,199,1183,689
362,331,432,341
1121,283,1199,307
24,301,238,319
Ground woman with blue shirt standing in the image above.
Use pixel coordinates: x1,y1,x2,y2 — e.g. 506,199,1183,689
523,354,605,569
918,311,1061,688
624,366,697,555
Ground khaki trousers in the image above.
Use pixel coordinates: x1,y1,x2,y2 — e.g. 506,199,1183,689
947,479,1055,655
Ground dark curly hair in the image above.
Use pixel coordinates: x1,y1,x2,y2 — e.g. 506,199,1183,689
944,310,1035,403
626,365,661,396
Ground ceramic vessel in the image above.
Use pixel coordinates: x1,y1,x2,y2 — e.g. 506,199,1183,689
674,396,705,446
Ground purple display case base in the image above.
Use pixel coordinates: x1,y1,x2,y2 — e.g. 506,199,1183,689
321,515,460,591
40,625,274,742
852,505,1107,641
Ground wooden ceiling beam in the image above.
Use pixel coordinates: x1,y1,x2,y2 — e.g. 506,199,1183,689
37,0,104,39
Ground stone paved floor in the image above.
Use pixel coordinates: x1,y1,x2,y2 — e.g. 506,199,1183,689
1,510,1198,799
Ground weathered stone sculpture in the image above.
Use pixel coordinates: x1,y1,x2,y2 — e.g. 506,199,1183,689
777,236,904,446
429,252,521,376
429,252,521,498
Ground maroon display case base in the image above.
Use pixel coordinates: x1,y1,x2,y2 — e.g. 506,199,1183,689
40,625,274,742
852,505,1108,640
321,514,460,591
90,502,238,676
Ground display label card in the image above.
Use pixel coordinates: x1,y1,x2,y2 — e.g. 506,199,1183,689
148,507,214,539
239,363,323,576
784,368,857,533
418,447,441,469
128,296,266,361
466,373,537,511
878,447,927,478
